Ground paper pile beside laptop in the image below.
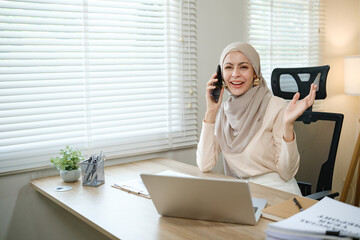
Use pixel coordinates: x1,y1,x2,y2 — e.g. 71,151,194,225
265,197,360,240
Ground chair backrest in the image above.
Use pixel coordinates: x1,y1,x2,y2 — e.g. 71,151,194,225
295,112,343,193
271,65,344,195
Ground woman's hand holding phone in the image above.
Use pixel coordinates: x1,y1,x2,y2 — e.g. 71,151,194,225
205,65,224,123
210,65,223,103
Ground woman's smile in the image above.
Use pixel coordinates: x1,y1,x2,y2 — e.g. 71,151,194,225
222,51,256,97
229,80,245,87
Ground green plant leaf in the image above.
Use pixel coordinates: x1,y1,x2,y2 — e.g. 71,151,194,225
50,146,83,171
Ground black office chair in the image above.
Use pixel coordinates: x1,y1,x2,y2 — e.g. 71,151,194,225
271,65,344,200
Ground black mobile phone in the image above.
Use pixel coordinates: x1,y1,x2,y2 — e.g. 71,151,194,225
211,65,223,103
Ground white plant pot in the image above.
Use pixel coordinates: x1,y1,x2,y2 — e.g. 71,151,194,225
60,168,81,183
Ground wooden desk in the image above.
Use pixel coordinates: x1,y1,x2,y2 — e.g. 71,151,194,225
31,158,296,240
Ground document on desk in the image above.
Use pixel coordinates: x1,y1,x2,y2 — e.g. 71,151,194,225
112,170,194,199
265,197,360,240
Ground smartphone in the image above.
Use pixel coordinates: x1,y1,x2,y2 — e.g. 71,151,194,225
210,65,223,103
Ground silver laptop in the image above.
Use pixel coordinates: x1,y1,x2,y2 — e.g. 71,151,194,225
140,173,267,225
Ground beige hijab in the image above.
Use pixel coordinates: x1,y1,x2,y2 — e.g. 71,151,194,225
215,42,272,153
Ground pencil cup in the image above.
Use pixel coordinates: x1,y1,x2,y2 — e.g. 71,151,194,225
80,152,105,187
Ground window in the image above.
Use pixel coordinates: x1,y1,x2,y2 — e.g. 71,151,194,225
0,0,197,173
248,0,324,84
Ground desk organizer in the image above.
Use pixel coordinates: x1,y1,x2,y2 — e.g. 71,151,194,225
80,152,105,187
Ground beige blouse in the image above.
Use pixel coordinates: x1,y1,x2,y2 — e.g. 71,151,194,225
196,96,300,181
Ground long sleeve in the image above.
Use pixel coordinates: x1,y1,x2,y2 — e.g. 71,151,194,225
276,138,300,181
196,121,221,172
272,100,300,181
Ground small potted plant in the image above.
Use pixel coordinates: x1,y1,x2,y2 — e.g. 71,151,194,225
50,146,83,182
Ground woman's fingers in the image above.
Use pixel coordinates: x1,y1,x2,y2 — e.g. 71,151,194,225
218,86,225,103
310,84,317,101
290,92,300,104
292,84,317,107
306,83,317,106
206,82,216,95
206,73,219,98
207,72,218,86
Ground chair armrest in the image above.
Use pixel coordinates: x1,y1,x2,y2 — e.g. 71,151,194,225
297,181,312,196
305,190,339,200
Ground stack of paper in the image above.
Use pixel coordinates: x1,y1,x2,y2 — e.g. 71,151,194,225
265,197,360,240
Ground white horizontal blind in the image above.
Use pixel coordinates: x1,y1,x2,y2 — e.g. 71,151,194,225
248,0,324,85
0,0,197,173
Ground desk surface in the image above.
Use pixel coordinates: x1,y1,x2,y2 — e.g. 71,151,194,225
31,158,296,240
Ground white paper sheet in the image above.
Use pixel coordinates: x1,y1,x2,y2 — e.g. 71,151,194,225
267,197,360,239
113,170,194,197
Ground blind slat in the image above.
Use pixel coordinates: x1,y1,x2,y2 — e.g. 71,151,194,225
248,0,324,83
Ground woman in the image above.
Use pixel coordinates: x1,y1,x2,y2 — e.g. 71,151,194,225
196,42,316,195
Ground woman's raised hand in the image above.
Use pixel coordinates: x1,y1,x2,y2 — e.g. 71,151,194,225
283,83,317,126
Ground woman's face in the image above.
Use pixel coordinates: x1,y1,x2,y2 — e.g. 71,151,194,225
222,51,256,97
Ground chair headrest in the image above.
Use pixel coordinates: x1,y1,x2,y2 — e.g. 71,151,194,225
271,65,330,100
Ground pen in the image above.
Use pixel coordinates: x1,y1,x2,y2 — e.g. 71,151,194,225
293,197,304,211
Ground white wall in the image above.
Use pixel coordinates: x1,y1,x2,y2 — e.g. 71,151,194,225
0,168,109,240
321,0,360,204
1,1,360,239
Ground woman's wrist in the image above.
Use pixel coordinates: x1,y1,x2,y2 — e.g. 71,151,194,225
283,123,295,142
204,111,217,123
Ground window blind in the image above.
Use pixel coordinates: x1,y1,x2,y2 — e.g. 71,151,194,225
248,0,324,86
0,0,197,173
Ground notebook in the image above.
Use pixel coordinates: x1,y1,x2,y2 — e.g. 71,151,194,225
140,173,267,225
262,196,318,222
